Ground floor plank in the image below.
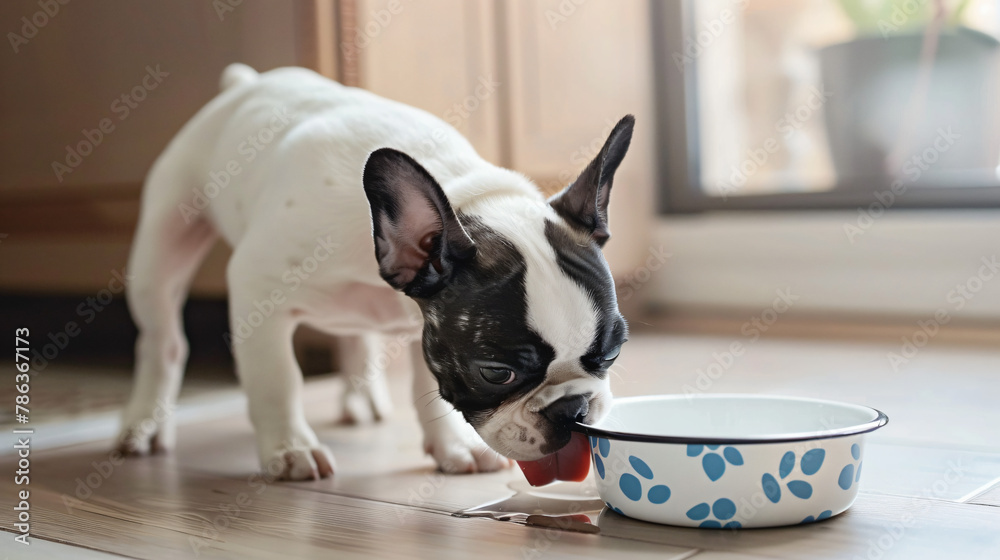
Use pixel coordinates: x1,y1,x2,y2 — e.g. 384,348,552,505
0,461,695,560
861,442,1000,502
594,492,1000,560
684,552,784,560
3,330,999,559
969,482,1000,507
2,537,134,560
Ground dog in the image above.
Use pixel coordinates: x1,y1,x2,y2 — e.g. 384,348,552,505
117,63,632,481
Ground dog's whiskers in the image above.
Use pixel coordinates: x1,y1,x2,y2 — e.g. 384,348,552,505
475,445,496,461
427,408,456,424
414,388,441,404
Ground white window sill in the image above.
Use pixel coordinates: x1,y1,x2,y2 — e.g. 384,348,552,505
644,210,1000,320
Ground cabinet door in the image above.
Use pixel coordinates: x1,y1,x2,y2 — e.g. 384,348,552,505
0,0,330,294
351,0,502,164
0,1,313,193
503,0,657,277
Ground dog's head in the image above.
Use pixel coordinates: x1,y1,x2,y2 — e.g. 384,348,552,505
363,116,633,460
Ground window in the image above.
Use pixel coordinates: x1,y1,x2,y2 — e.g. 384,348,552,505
653,0,1000,212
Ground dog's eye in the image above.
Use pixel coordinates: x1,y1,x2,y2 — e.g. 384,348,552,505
480,367,515,384
600,345,622,367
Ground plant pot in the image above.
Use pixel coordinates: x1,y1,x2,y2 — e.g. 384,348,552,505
818,26,1000,189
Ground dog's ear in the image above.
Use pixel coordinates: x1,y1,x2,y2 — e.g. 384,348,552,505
548,115,634,246
363,148,475,297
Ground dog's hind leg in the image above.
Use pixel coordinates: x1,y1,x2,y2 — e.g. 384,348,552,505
117,165,218,455
339,333,394,424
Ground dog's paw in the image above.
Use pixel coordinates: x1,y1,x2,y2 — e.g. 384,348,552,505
427,438,514,474
115,410,175,456
116,427,172,456
255,418,334,481
340,369,393,424
423,418,514,474
262,443,336,481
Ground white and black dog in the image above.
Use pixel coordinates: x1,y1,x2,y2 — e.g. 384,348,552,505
117,64,631,480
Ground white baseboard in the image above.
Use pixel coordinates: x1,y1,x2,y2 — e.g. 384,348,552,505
0,389,247,456
644,210,1000,320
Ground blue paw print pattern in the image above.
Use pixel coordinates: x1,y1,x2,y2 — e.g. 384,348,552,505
590,436,610,479
686,498,742,529
687,444,744,481
838,443,864,490
605,501,625,516
760,448,825,502
617,455,671,505
800,510,833,524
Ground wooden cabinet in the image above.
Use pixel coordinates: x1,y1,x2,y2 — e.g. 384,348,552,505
0,0,655,295
0,0,332,294
500,0,656,275
353,0,502,164
1,2,313,192
347,0,657,276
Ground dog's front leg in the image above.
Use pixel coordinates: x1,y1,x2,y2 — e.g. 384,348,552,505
411,343,512,474
229,289,335,480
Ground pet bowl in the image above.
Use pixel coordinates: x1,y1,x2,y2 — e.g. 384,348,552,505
575,394,888,528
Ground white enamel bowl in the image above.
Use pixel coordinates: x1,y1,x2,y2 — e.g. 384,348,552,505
576,394,888,529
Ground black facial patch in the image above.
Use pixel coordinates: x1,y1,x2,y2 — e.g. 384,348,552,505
544,219,628,377
419,216,555,424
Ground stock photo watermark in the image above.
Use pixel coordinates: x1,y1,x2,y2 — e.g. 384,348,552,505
61,402,176,514
844,126,959,243
520,504,591,559
407,73,499,163
539,116,622,194
394,464,456,525
12,327,33,546
212,0,245,21
51,65,169,183
682,287,799,395
27,269,133,372
187,454,289,556
887,255,998,371
178,105,292,224
545,0,588,30
617,245,672,302
443,75,499,128
717,86,832,200
224,235,340,347
853,458,967,560
7,0,71,54
877,0,932,39
341,0,406,62
672,0,749,71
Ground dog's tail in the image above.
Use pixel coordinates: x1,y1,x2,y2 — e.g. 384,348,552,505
220,63,259,91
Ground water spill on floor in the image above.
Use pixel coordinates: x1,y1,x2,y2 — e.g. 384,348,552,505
456,479,714,545
456,479,607,533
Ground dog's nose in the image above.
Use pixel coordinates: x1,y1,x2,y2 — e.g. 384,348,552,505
542,394,590,426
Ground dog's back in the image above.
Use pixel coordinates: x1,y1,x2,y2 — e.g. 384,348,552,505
141,64,486,251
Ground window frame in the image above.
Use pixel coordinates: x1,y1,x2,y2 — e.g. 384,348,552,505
650,0,1000,214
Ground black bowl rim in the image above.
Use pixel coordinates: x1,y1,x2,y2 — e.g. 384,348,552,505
573,394,889,445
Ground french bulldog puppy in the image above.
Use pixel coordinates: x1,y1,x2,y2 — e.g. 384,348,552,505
117,63,631,480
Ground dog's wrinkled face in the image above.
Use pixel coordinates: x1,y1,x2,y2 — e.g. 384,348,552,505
419,212,627,460
363,116,634,460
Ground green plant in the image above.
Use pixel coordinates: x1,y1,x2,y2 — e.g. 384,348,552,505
836,0,971,35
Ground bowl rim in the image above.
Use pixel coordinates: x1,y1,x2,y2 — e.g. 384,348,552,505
574,393,889,445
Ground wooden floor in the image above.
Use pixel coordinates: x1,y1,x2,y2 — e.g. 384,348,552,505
2,324,1000,559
